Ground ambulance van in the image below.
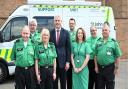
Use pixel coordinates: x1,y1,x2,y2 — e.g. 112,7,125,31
0,1,116,82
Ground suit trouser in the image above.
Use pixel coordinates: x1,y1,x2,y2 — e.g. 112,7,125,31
67,65,72,89
97,63,115,89
40,66,53,89
15,66,35,89
88,60,98,89
53,67,66,89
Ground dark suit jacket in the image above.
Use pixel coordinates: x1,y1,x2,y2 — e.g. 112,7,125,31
50,28,71,68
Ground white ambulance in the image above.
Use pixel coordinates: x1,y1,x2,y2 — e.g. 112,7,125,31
0,1,116,82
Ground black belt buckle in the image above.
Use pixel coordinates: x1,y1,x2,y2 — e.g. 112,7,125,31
101,65,105,69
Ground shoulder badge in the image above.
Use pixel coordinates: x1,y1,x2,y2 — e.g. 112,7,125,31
111,38,116,42
38,42,42,45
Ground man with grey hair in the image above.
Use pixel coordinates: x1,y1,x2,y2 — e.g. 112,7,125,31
29,18,41,43
86,25,99,89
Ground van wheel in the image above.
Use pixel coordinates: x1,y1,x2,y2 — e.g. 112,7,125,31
0,62,7,83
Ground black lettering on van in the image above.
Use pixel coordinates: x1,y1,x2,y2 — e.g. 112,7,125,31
91,22,103,27
70,8,78,12
38,8,54,11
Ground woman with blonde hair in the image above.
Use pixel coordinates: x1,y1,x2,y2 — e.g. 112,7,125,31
35,28,57,89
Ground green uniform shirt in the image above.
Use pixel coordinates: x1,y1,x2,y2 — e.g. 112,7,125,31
30,30,41,43
69,30,76,44
86,36,99,60
95,37,122,65
34,42,57,66
71,41,92,67
11,38,35,67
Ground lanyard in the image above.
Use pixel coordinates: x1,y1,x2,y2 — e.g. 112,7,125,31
77,42,83,58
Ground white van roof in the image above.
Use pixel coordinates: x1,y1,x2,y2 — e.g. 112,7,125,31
27,0,101,6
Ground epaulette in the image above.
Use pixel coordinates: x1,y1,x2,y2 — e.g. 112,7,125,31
37,42,42,45
97,37,102,41
15,39,20,43
49,42,54,45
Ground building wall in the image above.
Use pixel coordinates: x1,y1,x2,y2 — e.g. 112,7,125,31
0,0,26,26
0,0,128,58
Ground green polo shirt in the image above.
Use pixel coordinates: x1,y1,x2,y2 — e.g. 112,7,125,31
86,36,99,60
95,37,122,65
34,42,57,66
69,30,76,44
30,30,41,43
11,38,35,67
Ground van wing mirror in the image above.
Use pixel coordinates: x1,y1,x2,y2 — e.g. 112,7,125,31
0,31,3,42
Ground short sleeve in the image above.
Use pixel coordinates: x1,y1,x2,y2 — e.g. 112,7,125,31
85,43,92,55
52,44,57,58
114,42,122,58
71,42,75,54
34,45,39,60
11,43,16,61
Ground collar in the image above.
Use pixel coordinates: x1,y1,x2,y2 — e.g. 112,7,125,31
31,30,38,36
43,43,51,49
55,28,61,32
100,37,112,42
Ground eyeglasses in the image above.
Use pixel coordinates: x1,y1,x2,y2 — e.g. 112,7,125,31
30,24,37,26
91,30,97,32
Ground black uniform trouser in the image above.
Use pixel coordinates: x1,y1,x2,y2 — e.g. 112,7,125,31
40,66,53,89
15,66,35,89
53,67,66,89
67,64,72,89
88,60,98,89
97,63,115,89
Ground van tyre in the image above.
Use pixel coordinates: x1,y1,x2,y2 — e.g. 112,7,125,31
0,62,7,83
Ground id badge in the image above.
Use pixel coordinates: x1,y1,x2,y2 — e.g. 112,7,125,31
107,51,111,56
77,59,80,63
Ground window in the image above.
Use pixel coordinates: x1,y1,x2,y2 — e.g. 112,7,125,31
2,17,28,42
33,16,54,32
2,22,11,41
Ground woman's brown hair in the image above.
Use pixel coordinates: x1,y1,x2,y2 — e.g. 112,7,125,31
76,27,86,42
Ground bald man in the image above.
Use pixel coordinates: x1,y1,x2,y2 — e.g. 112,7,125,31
11,26,35,89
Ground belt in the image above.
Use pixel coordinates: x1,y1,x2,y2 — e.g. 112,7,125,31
16,66,34,70
40,65,53,69
98,63,114,69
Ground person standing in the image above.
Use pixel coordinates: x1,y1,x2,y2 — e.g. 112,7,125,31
67,18,77,89
35,28,57,89
86,26,99,89
94,22,122,89
50,15,71,89
11,26,35,89
29,18,41,43
71,27,92,89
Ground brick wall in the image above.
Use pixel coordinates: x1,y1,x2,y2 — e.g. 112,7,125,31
0,0,26,26
116,19,128,59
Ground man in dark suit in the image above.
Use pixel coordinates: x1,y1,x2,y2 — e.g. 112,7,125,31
50,16,71,89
